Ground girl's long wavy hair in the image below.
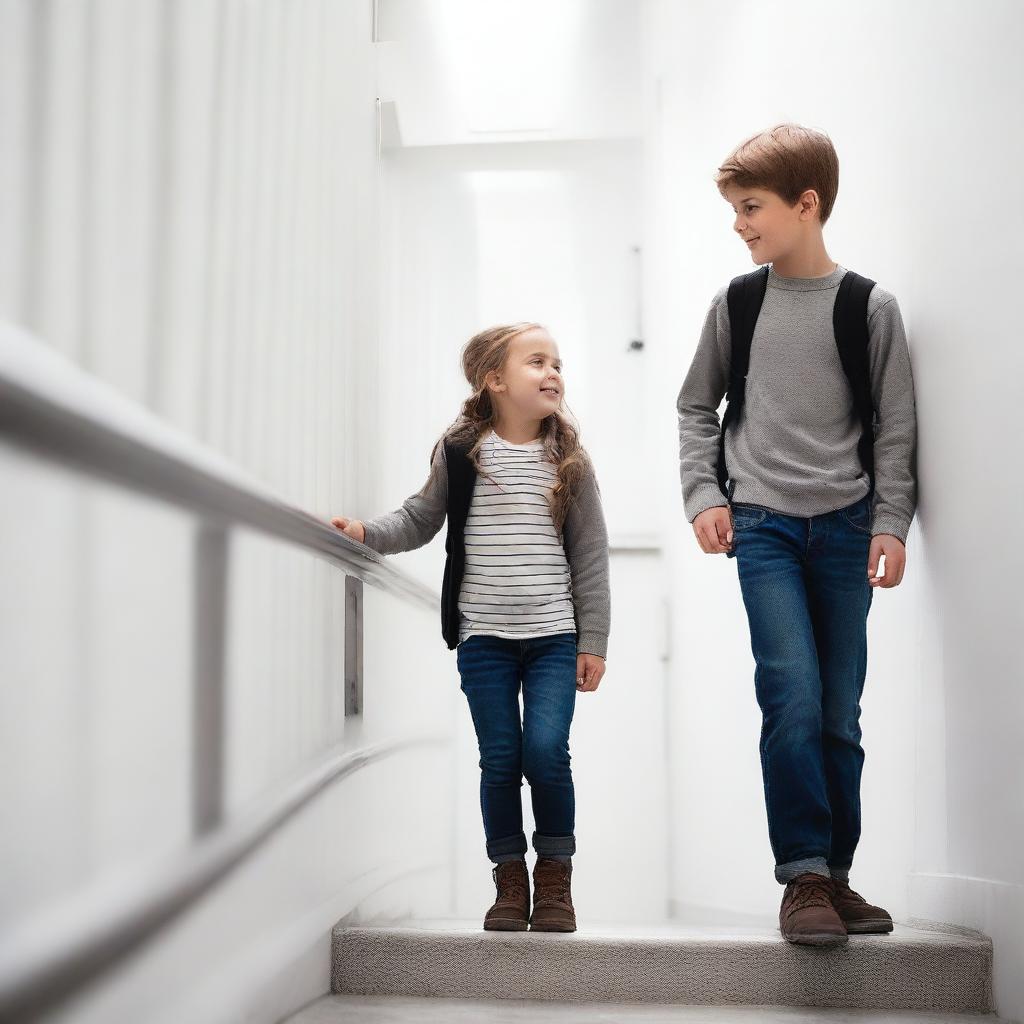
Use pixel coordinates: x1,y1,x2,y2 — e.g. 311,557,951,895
440,322,590,532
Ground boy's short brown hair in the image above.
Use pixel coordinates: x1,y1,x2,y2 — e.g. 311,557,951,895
715,124,840,225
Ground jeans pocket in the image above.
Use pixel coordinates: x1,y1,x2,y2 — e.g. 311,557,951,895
840,501,873,536
730,503,769,533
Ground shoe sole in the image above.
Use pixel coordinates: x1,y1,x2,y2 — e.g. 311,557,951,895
845,919,894,934
783,931,849,947
484,918,528,931
529,922,577,932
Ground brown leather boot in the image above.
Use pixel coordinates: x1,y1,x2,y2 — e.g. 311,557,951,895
779,872,848,946
831,878,894,934
484,860,530,931
530,857,576,932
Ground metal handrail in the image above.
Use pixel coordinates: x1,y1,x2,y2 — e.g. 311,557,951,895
0,322,450,1019
0,322,436,611
0,320,441,824
0,736,450,1020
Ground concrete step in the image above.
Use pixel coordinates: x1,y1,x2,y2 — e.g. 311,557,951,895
286,994,1005,1023
328,920,993,1014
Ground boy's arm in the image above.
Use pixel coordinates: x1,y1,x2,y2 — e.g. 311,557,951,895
677,287,732,521
867,293,918,543
562,463,610,659
361,443,448,554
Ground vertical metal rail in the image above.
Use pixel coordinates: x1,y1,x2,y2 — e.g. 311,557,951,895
344,575,364,717
193,522,229,835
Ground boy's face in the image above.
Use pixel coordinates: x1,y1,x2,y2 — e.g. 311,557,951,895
723,184,817,266
487,328,564,419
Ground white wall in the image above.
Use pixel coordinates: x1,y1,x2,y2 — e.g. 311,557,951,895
376,0,641,146
0,2,460,1021
642,0,1024,1016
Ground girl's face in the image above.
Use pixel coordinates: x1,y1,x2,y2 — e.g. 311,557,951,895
723,184,817,266
487,327,564,420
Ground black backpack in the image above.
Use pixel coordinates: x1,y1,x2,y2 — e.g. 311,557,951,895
716,265,877,500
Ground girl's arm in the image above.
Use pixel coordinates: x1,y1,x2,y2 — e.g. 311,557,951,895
562,464,611,659
359,444,449,555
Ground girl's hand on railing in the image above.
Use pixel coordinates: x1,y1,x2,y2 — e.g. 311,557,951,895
330,516,366,545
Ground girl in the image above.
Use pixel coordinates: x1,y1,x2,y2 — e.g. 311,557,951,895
331,322,610,933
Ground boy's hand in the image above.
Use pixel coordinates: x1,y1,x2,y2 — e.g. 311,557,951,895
868,534,906,588
576,653,605,693
692,506,733,554
330,516,366,545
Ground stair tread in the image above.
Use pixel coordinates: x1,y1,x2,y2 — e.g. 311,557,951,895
329,919,994,1014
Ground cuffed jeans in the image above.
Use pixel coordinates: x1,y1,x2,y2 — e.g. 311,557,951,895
456,632,578,863
729,494,874,884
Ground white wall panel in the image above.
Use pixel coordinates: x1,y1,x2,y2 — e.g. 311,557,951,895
1,4,461,1019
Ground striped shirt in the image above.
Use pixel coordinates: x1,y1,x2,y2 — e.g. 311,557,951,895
457,430,576,643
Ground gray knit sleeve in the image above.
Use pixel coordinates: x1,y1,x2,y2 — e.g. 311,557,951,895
676,285,731,522
360,443,448,554
562,462,611,659
866,290,918,543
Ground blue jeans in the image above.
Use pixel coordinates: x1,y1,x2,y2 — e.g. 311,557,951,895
729,494,874,884
456,632,578,863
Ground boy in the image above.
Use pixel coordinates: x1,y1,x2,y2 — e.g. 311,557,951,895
676,124,917,946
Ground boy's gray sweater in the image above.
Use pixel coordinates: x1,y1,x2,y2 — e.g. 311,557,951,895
361,442,611,658
677,264,918,542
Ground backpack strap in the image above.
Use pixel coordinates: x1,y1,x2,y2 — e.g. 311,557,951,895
833,270,877,493
442,438,476,540
717,266,769,497
441,439,477,649
716,265,877,501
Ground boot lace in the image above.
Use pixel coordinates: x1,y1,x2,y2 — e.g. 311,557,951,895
533,860,571,904
833,879,865,904
494,863,527,903
787,874,834,912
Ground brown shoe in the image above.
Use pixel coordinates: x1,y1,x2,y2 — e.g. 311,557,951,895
831,878,894,934
484,860,530,931
779,873,848,947
530,857,576,932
